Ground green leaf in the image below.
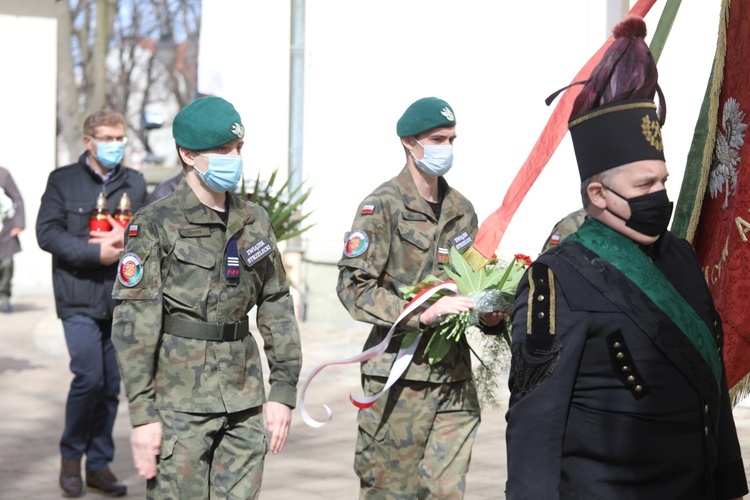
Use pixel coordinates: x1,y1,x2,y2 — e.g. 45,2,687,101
401,331,420,348
242,167,315,242
444,246,482,293
500,260,528,292
481,262,512,290
425,331,453,365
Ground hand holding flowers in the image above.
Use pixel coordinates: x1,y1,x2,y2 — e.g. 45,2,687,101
400,247,532,406
298,246,532,426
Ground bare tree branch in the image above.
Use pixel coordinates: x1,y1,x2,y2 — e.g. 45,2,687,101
57,0,201,167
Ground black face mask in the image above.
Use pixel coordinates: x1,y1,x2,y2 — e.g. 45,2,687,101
603,186,674,237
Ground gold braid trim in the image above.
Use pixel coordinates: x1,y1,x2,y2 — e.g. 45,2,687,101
686,0,730,243
526,269,535,335
548,267,556,336
568,102,657,128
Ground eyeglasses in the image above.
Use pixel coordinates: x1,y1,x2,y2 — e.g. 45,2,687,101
90,135,128,144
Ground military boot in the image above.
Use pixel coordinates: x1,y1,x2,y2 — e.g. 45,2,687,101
59,457,84,497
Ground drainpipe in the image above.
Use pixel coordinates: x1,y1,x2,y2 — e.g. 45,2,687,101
289,0,305,224
605,0,629,31
286,0,306,319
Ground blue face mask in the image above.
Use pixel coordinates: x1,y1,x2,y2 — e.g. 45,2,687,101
195,153,243,192
411,140,454,177
95,141,125,169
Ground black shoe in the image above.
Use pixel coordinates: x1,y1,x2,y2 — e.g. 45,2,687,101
60,458,84,498
86,469,127,497
0,299,10,313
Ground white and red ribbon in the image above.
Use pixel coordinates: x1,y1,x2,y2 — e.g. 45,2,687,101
298,282,458,428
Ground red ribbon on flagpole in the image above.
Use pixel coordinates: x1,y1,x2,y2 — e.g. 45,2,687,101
472,0,658,259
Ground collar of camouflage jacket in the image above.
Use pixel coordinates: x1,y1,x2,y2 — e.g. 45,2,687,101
175,178,256,235
396,166,465,223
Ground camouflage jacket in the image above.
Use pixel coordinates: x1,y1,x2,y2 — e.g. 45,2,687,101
337,167,478,383
112,179,302,426
540,208,587,255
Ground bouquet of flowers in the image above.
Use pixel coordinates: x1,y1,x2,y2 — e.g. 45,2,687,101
400,247,532,407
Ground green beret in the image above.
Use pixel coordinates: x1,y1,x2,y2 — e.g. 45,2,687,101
172,96,245,150
396,97,456,137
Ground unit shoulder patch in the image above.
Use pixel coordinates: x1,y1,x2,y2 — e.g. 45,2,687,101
117,252,144,287
344,229,369,258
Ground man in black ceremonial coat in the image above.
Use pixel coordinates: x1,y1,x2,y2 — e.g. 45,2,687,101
505,16,748,500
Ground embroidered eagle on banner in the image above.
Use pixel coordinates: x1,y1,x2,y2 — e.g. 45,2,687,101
709,97,747,210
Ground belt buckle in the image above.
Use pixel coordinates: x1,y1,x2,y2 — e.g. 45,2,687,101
222,322,241,341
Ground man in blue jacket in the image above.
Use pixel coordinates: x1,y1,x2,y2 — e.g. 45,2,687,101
37,109,148,497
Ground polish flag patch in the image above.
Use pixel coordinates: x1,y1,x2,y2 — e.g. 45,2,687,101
361,204,375,215
549,234,561,245
128,225,139,237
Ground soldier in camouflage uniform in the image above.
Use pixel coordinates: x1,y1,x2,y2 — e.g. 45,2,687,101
539,207,586,254
111,96,302,499
337,97,507,499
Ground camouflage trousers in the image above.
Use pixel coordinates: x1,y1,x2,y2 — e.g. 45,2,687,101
355,376,481,499
147,406,267,499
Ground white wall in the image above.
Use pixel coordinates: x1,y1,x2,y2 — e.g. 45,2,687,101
199,0,721,322
0,1,58,295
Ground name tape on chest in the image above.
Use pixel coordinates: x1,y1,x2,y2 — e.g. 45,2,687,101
450,231,473,252
402,212,428,222
179,227,211,238
240,237,273,268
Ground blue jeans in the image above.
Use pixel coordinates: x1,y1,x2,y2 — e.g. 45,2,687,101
60,314,121,472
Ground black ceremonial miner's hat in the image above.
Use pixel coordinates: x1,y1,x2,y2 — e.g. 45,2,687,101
568,99,665,181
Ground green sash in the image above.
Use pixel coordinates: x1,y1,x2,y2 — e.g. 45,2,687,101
567,219,721,386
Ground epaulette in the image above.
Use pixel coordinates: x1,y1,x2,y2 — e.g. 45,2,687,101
526,263,556,343
510,262,562,394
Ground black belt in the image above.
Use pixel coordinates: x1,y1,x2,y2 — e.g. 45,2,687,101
163,315,250,342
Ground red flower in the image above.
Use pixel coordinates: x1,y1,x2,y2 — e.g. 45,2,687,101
514,254,532,267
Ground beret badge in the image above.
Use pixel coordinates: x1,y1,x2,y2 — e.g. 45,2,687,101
232,122,245,139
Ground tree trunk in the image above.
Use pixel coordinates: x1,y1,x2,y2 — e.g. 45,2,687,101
56,0,82,166
85,0,111,116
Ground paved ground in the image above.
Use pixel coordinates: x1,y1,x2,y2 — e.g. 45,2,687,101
2,293,750,499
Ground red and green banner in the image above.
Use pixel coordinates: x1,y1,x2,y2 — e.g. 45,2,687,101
672,0,750,403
